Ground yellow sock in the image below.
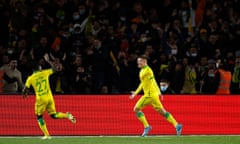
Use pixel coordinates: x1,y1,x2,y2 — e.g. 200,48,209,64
52,112,68,119
38,118,49,136
137,111,149,128
165,112,178,127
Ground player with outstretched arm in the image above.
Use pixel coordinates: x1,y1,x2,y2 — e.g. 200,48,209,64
22,54,76,139
130,54,182,137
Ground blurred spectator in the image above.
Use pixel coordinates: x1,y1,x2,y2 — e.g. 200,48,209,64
205,32,220,58
231,51,240,94
71,66,91,94
198,56,208,75
169,61,185,94
157,52,170,82
215,59,232,95
0,53,8,93
162,22,184,57
0,57,23,93
158,0,176,25
116,51,131,93
126,52,139,91
181,57,197,94
200,59,219,94
49,37,67,64
100,85,109,94
224,51,235,73
2,0,240,94
178,0,196,37
9,0,29,31
30,35,50,61
18,48,32,83
198,28,208,56
0,1,10,47
201,58,232,94
0,53,10,67
88,38,109,92
160,79,175,94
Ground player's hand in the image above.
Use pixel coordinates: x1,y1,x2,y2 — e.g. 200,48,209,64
44,53,50,62
129,91,136,100
22,87,29,99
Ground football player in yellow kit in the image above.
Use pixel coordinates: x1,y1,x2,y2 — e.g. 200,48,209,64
22,54,76,139
130,55,182,137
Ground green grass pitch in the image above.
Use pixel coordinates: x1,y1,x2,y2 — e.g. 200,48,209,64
0,135,239,144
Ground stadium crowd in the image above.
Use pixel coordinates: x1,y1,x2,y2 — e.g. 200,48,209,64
0,0,240,94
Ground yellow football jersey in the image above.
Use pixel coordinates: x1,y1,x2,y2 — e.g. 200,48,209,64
25,69,54,98
135,65,161,96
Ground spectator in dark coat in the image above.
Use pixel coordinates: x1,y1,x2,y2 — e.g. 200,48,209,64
160,79,176,94
200,59,219,94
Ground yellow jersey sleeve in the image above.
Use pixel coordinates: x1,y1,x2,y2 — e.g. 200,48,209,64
134,83,143,95
25,76,32,88
45,69,54,75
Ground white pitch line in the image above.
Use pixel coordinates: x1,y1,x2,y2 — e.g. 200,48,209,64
0,135,239,139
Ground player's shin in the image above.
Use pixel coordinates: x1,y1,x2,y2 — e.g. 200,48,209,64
50,112,67,119
37,117,49,136
164,112,178,127
136,111,149,128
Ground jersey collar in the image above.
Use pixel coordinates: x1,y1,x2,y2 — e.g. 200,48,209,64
142,65,148,69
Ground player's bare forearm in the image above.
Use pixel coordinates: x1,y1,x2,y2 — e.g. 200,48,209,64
44,53,54,67
44,53,62,72
22,86,29,99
